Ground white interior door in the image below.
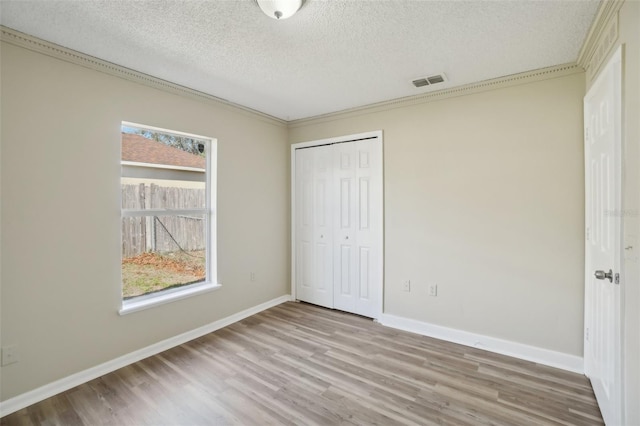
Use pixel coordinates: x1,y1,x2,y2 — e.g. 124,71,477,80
584,46,622,426
294,132,383,319
295,145,334,309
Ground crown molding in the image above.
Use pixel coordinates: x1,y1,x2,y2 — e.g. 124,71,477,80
576,0,624,80
0,25,586,129
0,26,286,127
288,63,583,128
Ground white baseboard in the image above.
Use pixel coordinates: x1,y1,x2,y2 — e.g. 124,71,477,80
0,294,292,418
378,313,584,374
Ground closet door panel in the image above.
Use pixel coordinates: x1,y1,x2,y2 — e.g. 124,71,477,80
333,143,358,312
295,146,334,308
312,146,334,307
353,139,382,318
295,149,315,303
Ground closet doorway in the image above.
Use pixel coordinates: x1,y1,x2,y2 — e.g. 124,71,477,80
291,131,383,319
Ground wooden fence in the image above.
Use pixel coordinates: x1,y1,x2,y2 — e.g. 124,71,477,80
122,183,206,258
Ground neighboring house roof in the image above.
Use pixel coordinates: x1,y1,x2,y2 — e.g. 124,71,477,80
121,133,205,169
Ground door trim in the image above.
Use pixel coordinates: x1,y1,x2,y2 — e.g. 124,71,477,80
291,130,384,320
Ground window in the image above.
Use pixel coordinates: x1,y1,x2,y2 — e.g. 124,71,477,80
119,122,218,314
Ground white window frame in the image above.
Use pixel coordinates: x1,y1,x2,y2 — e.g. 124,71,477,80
119,122,219,315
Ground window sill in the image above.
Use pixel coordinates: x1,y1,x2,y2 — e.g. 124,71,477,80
119,282,221,315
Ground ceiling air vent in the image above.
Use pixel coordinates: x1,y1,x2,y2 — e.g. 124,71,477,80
412,78,429,87
412,73,447,88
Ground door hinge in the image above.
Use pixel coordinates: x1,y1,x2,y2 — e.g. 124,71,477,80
586,227,590,241
615,273,620,284
585,327,589,341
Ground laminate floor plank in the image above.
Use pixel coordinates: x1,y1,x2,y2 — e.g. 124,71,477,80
1,302,603,425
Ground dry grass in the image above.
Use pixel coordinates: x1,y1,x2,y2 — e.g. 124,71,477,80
122,251,205,298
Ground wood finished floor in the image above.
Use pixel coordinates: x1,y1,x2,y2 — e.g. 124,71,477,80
2,302,603,426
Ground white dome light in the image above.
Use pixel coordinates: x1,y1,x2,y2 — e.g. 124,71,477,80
256,0,303,20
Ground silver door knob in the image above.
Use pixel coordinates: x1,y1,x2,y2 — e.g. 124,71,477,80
594,269,613,283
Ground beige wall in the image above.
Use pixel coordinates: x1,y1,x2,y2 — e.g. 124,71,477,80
0,42,290,400
585,2,640,424
289,73,586,356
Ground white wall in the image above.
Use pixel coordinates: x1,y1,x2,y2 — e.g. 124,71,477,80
0,41,290,401
289,72,586,357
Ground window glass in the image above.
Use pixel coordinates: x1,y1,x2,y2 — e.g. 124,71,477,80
121,123,212,301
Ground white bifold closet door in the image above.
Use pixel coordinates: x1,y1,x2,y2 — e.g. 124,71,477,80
294,136,382,319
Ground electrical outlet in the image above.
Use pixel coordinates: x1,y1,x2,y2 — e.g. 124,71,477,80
429,284,438,297
403,280,411,292
250,272,256,282
1,345,19,366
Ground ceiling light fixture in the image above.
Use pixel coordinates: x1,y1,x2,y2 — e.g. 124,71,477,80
256,0,303,20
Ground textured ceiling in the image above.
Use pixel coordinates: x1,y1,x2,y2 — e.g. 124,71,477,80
0,0,599,121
